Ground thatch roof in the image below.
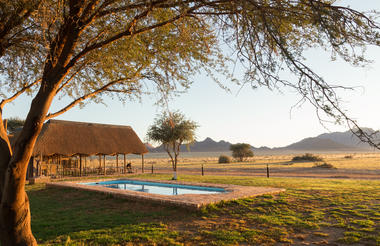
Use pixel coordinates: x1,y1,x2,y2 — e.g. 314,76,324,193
31,119,148,156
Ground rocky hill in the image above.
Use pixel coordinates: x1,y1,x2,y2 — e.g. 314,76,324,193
146,128,380,153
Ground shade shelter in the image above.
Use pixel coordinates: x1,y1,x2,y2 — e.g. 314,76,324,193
25,119,148,178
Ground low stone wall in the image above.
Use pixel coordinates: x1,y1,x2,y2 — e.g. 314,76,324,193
47,178,285,210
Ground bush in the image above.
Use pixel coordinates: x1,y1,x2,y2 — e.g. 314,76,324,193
344,155,353,159
218,155,232,163
313,162,336,169
291,153,323,162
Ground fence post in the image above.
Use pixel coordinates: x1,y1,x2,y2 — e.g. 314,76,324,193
151,164,154,174
266,164,270,178
201,164,204,176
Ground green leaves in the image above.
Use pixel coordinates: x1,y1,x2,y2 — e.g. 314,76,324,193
146,111,198,170
147,111,198,146
1,0,380,145
230,143,254,162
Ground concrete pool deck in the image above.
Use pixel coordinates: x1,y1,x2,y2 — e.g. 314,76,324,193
47,178,285,210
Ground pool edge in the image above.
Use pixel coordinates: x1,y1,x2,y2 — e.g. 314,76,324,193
46,178,285,210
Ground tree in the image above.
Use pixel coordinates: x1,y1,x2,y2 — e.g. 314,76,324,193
147,112,198,180
0,1,379,245
230,143,254,162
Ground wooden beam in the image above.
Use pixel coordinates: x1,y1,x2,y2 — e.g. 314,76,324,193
79,155,82,177
141,154,144,173
38,153,42,176
103,155,106,175
116,154,119,174
84,155,87,176
123,154,126,174
98,155,101,175
58,155,62,178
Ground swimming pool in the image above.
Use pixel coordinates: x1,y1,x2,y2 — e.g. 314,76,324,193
82,179,226,195
49,179,284,210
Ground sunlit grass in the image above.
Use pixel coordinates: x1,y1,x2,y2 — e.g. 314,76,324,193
28,175,380,245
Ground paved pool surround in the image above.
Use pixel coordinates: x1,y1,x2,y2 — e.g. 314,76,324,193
47,178,285,210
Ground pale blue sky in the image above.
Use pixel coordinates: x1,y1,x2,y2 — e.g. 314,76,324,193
4,1,380,148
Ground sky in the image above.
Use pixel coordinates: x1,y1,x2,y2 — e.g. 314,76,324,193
4,1,380,148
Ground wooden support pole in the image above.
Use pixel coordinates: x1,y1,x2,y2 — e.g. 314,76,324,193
98,155,101,175
123,154,126,174
84,155,87,176
79,155,82,177
116,154,119,174
59,155,62,178
103,155,106,175
38,153,42,176
32,157,36,177
141,154,144,173
46,157,53,176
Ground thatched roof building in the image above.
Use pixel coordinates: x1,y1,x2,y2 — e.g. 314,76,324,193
33,119,148,156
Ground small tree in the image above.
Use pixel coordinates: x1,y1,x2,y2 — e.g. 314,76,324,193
147,112,198,180
230,143,254,162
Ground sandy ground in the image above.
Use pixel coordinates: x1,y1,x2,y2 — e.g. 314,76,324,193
63,152,380,180
143,166,380,180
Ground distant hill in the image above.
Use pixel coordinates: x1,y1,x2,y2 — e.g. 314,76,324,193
280,137,360,151
146,128,380,153
148,137,232,153
316,128,380,150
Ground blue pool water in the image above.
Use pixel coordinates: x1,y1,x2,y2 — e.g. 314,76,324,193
82,180,226,195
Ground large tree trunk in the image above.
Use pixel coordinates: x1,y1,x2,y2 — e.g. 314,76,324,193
0,4,81,241
0,72,63,245
0,114,12,195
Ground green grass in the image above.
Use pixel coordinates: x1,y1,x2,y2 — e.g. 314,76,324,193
27,174,380,245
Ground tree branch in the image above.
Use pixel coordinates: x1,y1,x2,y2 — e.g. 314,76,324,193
45,65,142,120
0,78,42,109
56,61,90,94
0,1,41,56
65,3,200,72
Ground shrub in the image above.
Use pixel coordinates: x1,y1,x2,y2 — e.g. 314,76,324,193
291,153,323,162
313,162,336,169
218,155,232,163
344,155,353,159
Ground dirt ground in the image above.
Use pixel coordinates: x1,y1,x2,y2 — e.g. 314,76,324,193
127,152,380,180
71,152,380,180
146,166,380,180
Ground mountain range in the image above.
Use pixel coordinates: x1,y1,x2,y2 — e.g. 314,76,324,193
146,128,380,153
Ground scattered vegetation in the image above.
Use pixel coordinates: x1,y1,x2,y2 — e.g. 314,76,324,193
313,162,337,169
291,153,323,162
28,175,380,245
218,155,232,163
230,143,254,162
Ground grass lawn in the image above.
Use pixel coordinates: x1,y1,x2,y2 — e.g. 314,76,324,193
27,174,380,245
